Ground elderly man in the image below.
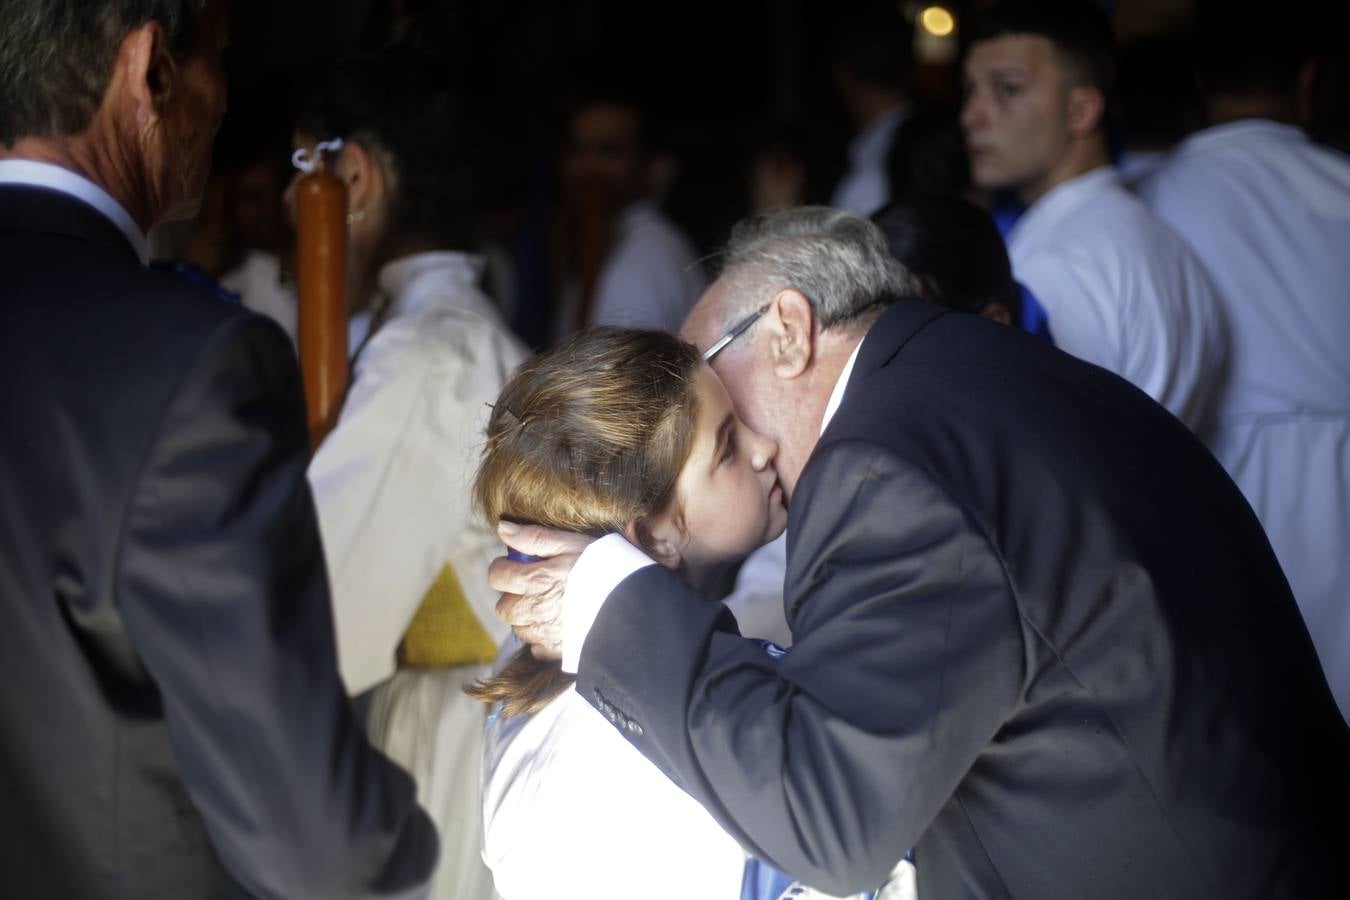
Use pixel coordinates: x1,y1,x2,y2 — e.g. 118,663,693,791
493,207,1348,898
0,3,436,898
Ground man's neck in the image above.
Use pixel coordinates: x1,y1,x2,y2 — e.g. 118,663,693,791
1017,138,1110,207
808,327,867,431
1,132,153,231
1208,93,1299,127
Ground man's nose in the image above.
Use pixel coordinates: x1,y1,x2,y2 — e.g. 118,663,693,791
750,430,778,471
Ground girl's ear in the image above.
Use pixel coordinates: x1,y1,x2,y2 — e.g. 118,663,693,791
624,518,684,570
335,139,383,217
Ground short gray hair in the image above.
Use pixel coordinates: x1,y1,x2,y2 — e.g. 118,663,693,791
0,0,206,146
716,206,920,332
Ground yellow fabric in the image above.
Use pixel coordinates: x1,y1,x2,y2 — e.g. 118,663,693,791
399,563,499,668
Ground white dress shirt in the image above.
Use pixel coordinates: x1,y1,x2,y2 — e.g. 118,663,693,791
1008,165,1227,434
0,159,148,264
308,250,528,900
717,342,866,650
831,106,909,216
1136,120,1350,721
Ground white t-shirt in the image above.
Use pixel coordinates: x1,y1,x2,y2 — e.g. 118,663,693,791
1007,165,1228,435
482,674,748,900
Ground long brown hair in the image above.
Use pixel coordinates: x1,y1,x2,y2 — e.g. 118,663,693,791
466,327,703,717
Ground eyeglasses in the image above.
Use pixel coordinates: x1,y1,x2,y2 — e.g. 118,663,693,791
702,304,770,361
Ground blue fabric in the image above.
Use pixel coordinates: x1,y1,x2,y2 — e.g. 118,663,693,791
741,857,797,900
988,196,1055,345
1016,283,1055,344
739,641,883,900
151,259,240,306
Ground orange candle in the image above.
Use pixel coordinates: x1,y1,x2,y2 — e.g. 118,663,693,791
295,161,348,451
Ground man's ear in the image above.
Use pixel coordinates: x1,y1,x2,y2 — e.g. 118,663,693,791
766,289,816,380
1066,84,1105,139
624,519,683,571
116,20,174,132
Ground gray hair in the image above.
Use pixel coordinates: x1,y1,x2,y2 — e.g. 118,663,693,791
716,205,920,332
0,0,206,146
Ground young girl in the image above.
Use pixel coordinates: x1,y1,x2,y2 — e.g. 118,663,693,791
471,324,780,898
470,327,913,900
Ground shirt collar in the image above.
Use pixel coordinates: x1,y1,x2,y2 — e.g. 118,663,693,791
0,159,149,265
820,336,865,435
376,250,486,317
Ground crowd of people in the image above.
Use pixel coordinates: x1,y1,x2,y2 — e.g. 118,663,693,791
1,0,1347,898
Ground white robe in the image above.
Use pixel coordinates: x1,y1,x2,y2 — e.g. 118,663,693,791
309,250,529,900
1136,120,1350,721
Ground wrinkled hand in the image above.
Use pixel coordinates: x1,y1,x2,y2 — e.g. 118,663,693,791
489,523,596,660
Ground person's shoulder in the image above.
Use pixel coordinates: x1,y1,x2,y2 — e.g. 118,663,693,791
42,242,279,367
367,296,527,381
613,203,700,267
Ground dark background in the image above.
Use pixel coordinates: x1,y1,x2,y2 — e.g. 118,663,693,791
207,0,1348,345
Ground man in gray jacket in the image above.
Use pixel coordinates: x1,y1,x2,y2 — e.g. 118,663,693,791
0,2,437,896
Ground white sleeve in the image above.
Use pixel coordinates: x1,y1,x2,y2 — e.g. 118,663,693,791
1015,252,1124,376
560,533,656,674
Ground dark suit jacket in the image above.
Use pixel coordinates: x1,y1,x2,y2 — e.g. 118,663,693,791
0,186,437,898
577,299,1350,898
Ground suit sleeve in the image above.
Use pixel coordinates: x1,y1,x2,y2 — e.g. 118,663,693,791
576,438,1024,895
115,314,438,899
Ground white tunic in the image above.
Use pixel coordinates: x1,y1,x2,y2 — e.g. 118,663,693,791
1136,120,1350,721
1007,166,1228,434
309,250,529,900
482,678,749,900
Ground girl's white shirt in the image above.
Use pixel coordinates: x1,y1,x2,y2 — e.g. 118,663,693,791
482,676,748,900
